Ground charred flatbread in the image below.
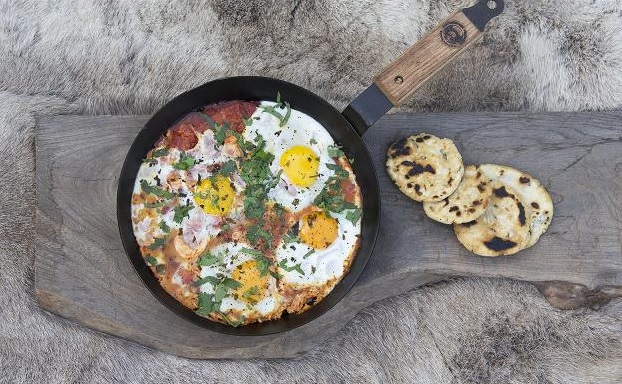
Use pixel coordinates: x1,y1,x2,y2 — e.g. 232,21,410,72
423,165,491,224
386,133,464,202
454,183,531,256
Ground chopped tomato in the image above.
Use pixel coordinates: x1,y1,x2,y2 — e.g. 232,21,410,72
341,179,357,203
203,101,257,133
168,123,198,150
179,112,210,134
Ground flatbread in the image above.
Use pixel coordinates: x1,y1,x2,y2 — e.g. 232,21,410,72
386,133,464,202
423,165,491,224
454,183,531,256
479,164,553,247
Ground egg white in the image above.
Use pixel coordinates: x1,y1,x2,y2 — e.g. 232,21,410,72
243,101,338,213
199,242,282,316
275,210,361,287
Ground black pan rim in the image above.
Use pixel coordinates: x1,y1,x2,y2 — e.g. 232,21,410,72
117,76,380,336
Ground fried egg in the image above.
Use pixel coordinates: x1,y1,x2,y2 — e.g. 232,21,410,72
275,208,361,287
243,102,338,212
198,242,282,319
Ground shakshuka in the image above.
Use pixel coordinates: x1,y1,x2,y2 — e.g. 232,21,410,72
131,96,362,326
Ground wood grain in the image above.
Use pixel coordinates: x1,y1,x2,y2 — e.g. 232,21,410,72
35,112,622,359
373,12,481,106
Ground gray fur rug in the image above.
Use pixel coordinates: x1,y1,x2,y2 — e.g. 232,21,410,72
1,0,621,383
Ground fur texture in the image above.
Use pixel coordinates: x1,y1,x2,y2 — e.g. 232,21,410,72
0,0,621,383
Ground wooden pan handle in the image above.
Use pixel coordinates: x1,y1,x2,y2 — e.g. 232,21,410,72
373,0,504,106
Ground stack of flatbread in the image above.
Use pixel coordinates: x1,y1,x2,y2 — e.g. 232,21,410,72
386,133,553,257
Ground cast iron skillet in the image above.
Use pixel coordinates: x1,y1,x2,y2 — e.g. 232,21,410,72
117,0,503,336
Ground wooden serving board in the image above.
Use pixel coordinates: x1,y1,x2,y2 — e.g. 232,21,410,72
35,112,622,359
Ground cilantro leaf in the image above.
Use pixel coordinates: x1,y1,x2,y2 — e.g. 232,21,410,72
242,117,253,127
140,180,175,199
193,275,221,287
145,256,158,266
173,203,193,223
218,159,237,176
327,144,344,158
152,148,169,157
261,105,285,122
246,224,273,247
219,311,246,327
278,259,305,275
196,293,219,315
280,101,291,127
197,252,220,266
345,208,362,224
214,123,228,146
326,163,349,178
148,237,166,250
213,284,228,302
159,220,170,233
241,248,271,276
172,151,196,171
221,277,242,290
276,91,282,107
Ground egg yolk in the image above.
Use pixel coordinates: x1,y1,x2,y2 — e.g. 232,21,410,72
232,259,268,304
193,176,234,215
279,146,319,188
299,211,338,249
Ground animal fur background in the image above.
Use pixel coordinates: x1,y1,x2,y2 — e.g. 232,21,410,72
1,0,621,382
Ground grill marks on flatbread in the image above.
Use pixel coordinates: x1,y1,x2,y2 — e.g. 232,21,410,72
454,183,531,256
385,133,554,257
423,165,491,224
479,164,553,248
386,133,464,202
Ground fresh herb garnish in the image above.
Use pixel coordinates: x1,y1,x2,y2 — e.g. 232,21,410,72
214,123,228,146
314,164,358,214
193,275,221,287
140,180,175,199
219,311,246,327
309,138,318,145
218,159,237,176
173,203,193,223
195,293,219,315
148,237,166,250
194,276,243,320
145,256,158,266
172,151,196,170
327,144,344,158
278,259,305,275
345,208,362,224
246,224,273,248
302,249,315,259
241,247,271,277
152,148,169,157
159,220,170,233
197,252,220,266
326,163,349,178
242,117,253,127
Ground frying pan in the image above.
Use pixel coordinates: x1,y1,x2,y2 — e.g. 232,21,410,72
117,0,504,335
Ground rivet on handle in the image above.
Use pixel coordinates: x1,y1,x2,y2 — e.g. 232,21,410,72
487,1,497,9
394,76,404,84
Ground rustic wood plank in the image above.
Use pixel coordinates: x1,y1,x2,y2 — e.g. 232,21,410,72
35,112,622,359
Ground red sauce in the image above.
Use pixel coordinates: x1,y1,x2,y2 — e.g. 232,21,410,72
341,179,357,203
203,101,257,133
168,123,198,150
